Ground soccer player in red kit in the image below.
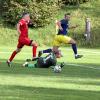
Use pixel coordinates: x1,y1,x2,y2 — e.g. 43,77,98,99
7,13,38,67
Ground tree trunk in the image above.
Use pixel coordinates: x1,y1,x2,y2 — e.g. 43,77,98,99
85,18,91,42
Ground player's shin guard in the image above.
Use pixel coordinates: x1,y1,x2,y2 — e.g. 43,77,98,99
32,45,37,57
9,51,17,62
72,44,77,55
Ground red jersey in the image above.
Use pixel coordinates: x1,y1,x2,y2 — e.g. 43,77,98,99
18,19,28,38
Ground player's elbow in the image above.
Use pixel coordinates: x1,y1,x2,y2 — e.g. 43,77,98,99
57,21,61,26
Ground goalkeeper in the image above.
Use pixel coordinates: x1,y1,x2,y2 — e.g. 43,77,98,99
23,52,64,68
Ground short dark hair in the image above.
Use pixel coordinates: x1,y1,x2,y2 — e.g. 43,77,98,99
65,13,71,17
22,12,30,17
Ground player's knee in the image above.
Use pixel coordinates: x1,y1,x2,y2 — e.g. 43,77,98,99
53,48,62,58
69,39,76,44
31,41,38,47
55,52,62,58
53,46,59,52
16,48,21,53
73,40,76,44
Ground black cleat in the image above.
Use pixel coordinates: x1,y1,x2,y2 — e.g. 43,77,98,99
38,51,43,57
32,57,39,61
60,62,65,68
75,55,83,59
7,60,11,67
26,59,32,62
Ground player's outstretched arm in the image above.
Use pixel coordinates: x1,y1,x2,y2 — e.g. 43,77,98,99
57,21,63,31
17,23,21,35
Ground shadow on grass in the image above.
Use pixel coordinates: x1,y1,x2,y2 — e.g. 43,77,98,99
0,59,100,79
0,84,100,100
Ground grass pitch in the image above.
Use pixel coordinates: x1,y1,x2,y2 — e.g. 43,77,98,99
0,46,100,100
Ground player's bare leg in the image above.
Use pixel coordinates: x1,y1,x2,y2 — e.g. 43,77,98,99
7,48,22,67
53,46,62,58
38,46,62,58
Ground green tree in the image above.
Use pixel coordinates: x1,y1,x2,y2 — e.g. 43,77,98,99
2,0,58,27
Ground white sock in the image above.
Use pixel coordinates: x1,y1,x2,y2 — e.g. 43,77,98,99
8,60,11,63
75,54,78,57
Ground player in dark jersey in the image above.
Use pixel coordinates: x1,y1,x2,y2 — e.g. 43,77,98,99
38,13,83,59
7,13,38,67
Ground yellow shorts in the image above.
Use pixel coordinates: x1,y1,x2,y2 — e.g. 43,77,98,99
53,35,72,46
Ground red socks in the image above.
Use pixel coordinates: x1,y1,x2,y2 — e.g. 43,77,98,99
9,51,17,62
32,46,37,57
9,45,37,62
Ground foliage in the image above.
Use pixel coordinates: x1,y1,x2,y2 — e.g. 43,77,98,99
1,0,90,27
61,0,90,5
2,0,58,27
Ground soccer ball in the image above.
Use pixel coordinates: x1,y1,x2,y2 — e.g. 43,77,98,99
54,65,62,73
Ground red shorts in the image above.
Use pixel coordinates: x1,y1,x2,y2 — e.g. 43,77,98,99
17,37,33,48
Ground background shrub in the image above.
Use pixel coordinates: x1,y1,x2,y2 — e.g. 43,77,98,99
2,0,58,27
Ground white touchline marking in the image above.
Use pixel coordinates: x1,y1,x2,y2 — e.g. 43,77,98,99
79,50,100,54
65,49,100,54
0,51,100,55
66,63,100,70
